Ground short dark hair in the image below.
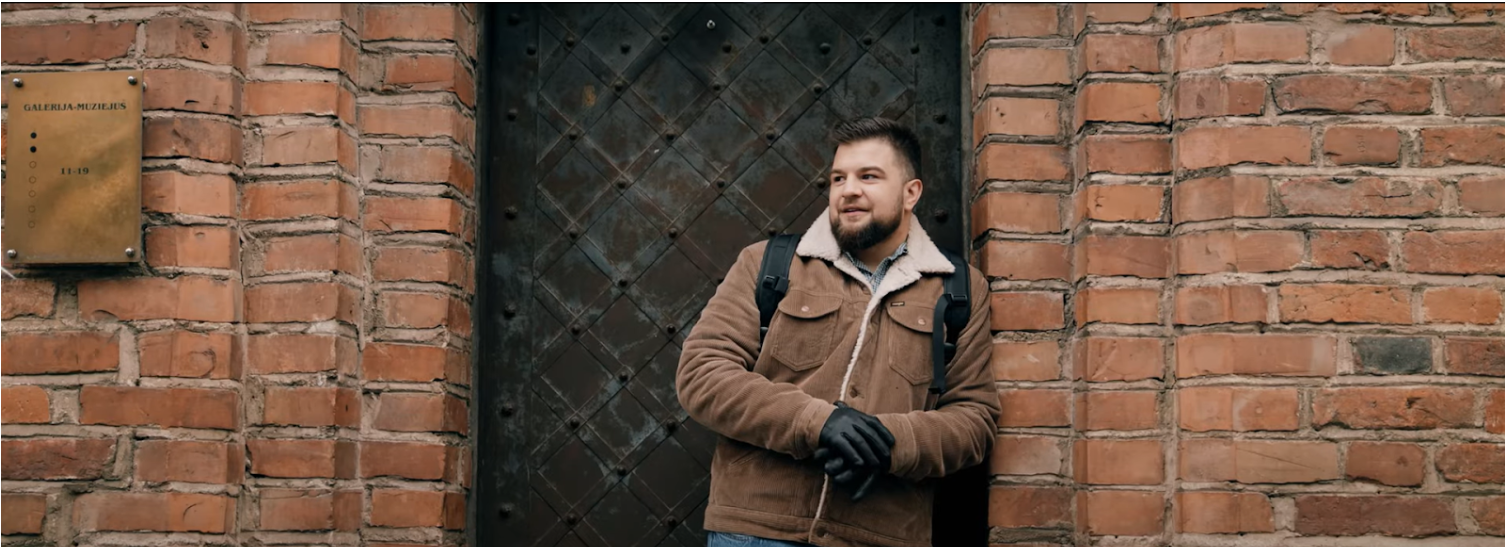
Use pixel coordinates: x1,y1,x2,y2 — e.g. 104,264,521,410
830,117,922,180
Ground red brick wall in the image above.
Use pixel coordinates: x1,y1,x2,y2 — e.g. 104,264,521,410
2,3,477,544
971,3,1504,545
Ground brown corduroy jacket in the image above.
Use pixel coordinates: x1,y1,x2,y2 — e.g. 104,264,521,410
676,214,1000,547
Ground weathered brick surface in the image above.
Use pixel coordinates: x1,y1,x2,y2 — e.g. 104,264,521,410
1,4,476,545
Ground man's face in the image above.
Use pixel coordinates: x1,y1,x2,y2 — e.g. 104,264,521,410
827,138,921,253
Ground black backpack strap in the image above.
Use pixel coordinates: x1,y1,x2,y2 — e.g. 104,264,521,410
756,233,802,345
926,249,971,410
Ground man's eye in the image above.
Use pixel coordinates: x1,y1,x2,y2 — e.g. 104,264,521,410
862,174,877,180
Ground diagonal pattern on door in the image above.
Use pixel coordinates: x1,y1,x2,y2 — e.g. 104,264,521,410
513,5,960,546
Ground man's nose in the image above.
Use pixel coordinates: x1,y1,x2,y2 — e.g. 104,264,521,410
837,181,862,198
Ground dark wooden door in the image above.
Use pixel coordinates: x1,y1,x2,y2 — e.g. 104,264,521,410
474,4,965,546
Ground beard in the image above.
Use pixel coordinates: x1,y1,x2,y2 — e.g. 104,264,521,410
830,202,903,254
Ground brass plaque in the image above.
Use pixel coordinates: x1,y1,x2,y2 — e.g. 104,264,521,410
4,70,143,265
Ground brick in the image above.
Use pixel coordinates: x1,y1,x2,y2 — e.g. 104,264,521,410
973,3,1058,51
1174,284,1267,325
1182,439,1339,483
371,489,445,528
1078,490,1163,536
2,278,55,319
249,439,336,478
135,440,239,484
1425,288,1502,325
384,54,475,106
1075,336,1163,382
373,247,467,285
1438,444,1505,484
1172,176,1269,223
1179,386,1298,431
377,146,474,194
989,486,1072,528
1080,82,1163,123
1077,235,1170,279
1087,3,1156,22
362,441,446,480
1174,76,1266,119
144,69,239,115
1461,176,1505,216
1,331,118,375
1296,495,1457,537
145,17,239,65
139,330,237,379
1475,497,1505,537
1077,287,1160,326
365,196,465,234
262,387,359,427
248,3,341,22
363,342,448,382
1326,25,1396,66
1083,134,1170,175
245,282,359,324
975,47,1071,91
146,225,237,269
1279,284,1412,324
243,180,357,221
2,22,137,64
1075,439,1163,485
1077,391,1157,431
990,292,1065,331
259,489,333,531
1489,390,1505,434
334,490,361,531
991,435,1063,476
261,125,340,166
1444,75,1505,116
1313,387,1476,429
1310,230,1390,270
1407,27,1505,62
973,97,1059,142
374,392,446,432
266,32,341,68
364,4,458,41
81,386,237,429
1,494,46,535
991,341,1060,382
972,192,1061,236
144,117,244,164
1081,34,1160,73
1276,75,1431,114
2,438,115,480
1347,442,1425,486
142,171,235,217
977,143,1070,183
980,241,1069,282
1177,491,1274,534
1355,337,1432,374
2,386,49,424
1083,185,1164,222
998,389,1070,428
1178,333,1337,377
261,233,361,275
1174,3,1266,18
74,493,233,533
245,81,338,116
1450,3,1505,19
1421,126,1505,166
1177,125,1311,169
1404,230,1505,274
252,333,355,375
1175,23,1309,70
1175,230,1304,274
1322,127,1402,166
1447,337,1505,376
360,104,457,139
380,292,451,329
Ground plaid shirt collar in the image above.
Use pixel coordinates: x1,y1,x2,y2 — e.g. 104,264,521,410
844,241,908,290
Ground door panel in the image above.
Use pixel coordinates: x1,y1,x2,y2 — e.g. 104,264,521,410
475,5,965,546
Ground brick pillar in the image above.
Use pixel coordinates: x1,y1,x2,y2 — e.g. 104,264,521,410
1069,3,1172,542
968,3,1079,543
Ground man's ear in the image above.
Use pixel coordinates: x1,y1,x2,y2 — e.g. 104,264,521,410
904,178,923,211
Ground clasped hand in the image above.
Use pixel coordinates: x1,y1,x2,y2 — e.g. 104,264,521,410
814,401,894,501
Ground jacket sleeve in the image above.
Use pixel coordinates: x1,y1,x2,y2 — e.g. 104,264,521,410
876,268,1000,481
676,243,836,460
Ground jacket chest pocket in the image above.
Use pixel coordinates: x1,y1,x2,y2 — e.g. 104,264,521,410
884,302,936,385
767,291,844,371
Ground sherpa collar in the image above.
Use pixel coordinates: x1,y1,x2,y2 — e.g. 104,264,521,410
795,208,954,297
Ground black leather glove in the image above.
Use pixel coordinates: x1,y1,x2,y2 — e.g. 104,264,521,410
815,401,894,500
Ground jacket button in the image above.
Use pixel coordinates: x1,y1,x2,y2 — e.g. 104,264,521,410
918,319,926,326
801,306,810,312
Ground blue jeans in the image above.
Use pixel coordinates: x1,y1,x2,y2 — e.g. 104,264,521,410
707,531,814,547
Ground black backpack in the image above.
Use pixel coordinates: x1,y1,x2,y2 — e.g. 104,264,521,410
755,233,970,410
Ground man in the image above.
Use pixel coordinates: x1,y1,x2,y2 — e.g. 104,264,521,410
677,118,1000,547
